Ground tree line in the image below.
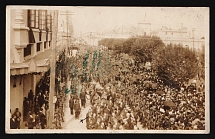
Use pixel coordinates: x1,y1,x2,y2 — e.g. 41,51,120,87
98,36,204,87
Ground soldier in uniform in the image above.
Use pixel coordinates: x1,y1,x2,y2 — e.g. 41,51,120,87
69,95,75,115
80,91,86,108
74,99,81,119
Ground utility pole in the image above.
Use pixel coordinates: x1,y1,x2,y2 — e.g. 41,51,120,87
48,10,58,128
192,28,195,52
60,10,74,56
181,23,183,43
67,11,69,55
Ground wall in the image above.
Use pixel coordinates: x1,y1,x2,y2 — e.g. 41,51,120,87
10,9,20,63
10,73,43,121
23,74,33,98
23,73,44,97
10,76,24,120
10,73,43,115
22,10,28,27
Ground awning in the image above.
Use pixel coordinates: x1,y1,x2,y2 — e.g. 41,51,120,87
36,58,50,73
10,67,29,75
10,47,52,76
36,59,50,67
10,59,50,76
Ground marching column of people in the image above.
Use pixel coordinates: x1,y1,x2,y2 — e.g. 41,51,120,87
68,90,86,120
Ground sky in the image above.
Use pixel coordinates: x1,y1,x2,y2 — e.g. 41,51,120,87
58,7,209,39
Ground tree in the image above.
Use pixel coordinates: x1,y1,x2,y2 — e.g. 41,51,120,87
98,38,125,53
154,43,198,87
198,44,205,80
123,36,165,64
122,37,136,54
99,35,165,65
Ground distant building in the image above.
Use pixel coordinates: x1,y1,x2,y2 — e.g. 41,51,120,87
102,33,131,39
81,32,104,46
137,21,151,36
152,26,189,40
152,26,205,51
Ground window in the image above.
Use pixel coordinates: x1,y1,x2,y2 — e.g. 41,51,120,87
44,42,46,49
39,10,47,30
28,10,39,28
165,32,167,35
28,10,35,27
24,44,32,57
46,11,51,31
35,10,39,28
49,41,51,47
50,15,53,31
37,43,40,52
171,32,173,35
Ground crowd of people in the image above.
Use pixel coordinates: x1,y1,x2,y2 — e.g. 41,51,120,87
10,70,50,129
82,53,205,130
10,108,22,129
50,50,70,129
50,91,66,129
10,51,68,129
10,47,205,130
21,70,50,129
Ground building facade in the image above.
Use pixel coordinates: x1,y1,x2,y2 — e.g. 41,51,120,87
137,21,151,36
9,9,54,122
152,26,205,51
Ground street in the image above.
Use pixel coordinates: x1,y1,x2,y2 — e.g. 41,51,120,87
61,78,145,130
62,96,90,130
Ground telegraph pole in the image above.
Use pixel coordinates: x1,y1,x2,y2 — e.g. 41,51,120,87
181,23,183,43
67,11,69,55
192,28,195,52
48,10,58,128
60,10,74,56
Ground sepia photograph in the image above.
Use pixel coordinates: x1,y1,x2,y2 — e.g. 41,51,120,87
5,6,209,133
